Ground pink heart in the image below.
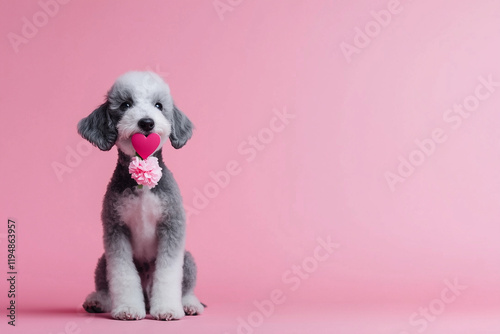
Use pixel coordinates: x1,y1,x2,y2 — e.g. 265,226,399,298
131,133,161,159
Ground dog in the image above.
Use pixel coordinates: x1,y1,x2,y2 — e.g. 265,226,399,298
78,71,204,320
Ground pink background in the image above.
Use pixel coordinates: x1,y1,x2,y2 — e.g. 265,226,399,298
1,0,500,333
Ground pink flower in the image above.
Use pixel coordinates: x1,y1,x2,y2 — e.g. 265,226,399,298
128,156,162,189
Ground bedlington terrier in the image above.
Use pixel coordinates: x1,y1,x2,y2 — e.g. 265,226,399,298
78,71,204,320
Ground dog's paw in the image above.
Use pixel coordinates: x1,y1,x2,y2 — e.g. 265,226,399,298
111,305,146,320
182,294,205,315
83,291,111,313
83,300,105,313
150,304,185,321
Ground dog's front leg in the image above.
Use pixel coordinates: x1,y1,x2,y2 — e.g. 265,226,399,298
105,226,146,320
149,222,185,320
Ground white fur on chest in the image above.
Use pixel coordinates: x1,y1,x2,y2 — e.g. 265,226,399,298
118,189,163,261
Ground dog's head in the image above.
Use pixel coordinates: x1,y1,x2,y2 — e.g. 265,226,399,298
78,71,193,156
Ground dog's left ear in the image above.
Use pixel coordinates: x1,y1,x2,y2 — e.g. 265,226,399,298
77,102,117,151
169,104,193,149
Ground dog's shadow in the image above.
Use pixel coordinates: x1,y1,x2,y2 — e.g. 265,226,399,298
21,307,110,320
21,307,192,321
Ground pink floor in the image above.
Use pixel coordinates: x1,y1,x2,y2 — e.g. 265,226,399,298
6,303,499,334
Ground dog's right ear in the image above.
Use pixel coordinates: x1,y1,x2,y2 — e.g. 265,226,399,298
77,102,117,151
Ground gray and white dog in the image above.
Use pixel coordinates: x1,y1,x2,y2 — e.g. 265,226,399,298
78,71,204,320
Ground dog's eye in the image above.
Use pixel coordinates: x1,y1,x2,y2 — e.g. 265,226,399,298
119,102,132,111
154,103,163,111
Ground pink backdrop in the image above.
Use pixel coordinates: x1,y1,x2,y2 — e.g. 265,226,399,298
1,0,500,333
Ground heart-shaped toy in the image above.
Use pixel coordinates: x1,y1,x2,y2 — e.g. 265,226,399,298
131,133,161,159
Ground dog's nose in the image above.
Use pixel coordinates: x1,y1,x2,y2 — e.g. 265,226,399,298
138,118,155,132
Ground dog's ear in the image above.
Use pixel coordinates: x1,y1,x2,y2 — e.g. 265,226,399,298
169,104,193,149
77,102,117,151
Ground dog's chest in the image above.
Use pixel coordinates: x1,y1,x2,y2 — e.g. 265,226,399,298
118,189,163,261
